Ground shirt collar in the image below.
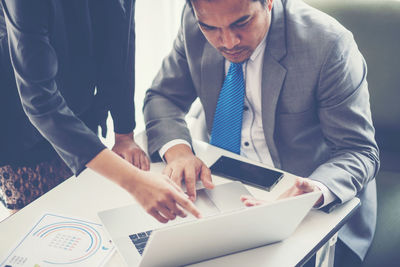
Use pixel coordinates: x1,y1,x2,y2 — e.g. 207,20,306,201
249,29,268,62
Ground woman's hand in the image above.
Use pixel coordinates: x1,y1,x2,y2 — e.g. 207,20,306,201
112,132,150,171
128,170,202,223
87,149,201,223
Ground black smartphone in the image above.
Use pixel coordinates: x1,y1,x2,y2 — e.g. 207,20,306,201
209,156,284,191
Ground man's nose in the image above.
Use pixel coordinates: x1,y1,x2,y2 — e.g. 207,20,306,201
220,29,240,50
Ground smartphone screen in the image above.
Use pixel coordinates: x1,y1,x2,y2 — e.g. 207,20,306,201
209,156,284,191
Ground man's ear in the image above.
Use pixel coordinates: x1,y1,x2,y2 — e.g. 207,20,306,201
267,0,274,12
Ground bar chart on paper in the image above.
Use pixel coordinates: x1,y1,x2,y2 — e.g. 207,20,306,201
1,214,114,267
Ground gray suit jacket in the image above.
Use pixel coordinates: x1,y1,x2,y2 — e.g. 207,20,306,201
144,0,379,259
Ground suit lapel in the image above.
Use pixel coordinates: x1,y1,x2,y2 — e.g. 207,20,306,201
261,0,287,169
261,54,286,169
200,43,224,133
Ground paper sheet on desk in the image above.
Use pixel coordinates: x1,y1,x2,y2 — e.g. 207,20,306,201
1,213,115,267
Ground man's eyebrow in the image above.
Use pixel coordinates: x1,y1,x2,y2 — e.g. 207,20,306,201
232,15,251,25
198,20,215,28
197,15,251,29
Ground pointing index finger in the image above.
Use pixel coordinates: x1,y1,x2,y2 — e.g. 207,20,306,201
174,192,202,219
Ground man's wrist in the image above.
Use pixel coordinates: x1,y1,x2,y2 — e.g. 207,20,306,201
164,144,194,163
309,180,336,208
159,139,191,161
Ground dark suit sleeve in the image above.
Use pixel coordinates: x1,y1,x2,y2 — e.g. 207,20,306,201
143,4,198,159
309,31,380,204
2,0,105,175
91,0,136,134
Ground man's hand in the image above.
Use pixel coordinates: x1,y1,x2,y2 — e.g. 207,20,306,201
129,170,202,223
112,132,150,171
240,195,268,206
163,144,214,201
279,177,323,207
241,177,323,207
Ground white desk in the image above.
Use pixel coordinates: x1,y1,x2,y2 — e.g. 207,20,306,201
0,138,359,267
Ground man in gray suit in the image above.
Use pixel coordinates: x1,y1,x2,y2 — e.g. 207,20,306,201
143,0,379,265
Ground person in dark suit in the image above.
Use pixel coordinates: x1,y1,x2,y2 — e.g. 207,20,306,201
143,0,379,265
0,0,200,222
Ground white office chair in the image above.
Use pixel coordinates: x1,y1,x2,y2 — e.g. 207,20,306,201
185,98,209,143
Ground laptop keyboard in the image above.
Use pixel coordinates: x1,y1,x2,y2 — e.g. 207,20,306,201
129,230,152,255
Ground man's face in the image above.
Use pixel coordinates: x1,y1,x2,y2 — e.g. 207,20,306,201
192,0,273,63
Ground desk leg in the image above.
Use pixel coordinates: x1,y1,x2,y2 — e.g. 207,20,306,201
315,233,337,267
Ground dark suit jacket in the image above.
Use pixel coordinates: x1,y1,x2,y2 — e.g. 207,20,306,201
0,0,136,174
144,0,380,259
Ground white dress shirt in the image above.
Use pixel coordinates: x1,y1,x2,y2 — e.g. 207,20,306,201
227,33,273,167
159,32,335,208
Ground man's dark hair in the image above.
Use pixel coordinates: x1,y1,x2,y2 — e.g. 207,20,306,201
186,0,267,8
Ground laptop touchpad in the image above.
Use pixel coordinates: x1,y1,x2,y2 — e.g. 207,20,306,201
194,189,220,217
169,189,220,226
205,182,251,213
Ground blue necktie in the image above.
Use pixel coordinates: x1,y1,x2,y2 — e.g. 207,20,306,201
210,62,245,154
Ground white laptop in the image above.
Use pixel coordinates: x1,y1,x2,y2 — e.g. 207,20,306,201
98,181,321,267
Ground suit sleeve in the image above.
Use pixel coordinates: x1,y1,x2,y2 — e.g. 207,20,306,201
91,0,136,134
309,31,380,205
2,0,105,175
143,4,198,160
